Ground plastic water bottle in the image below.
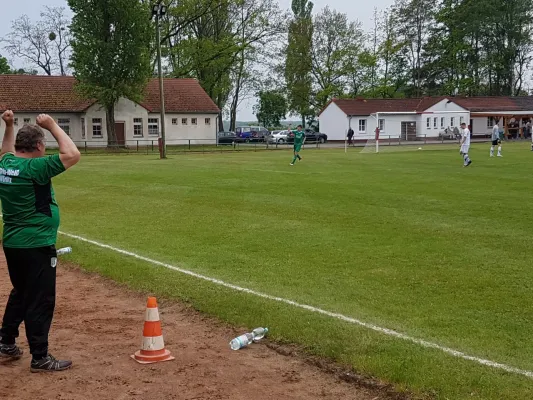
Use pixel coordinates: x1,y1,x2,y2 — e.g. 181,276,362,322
230,327,268,350
57,247,72,256
230,332,253,350
251,327,268,342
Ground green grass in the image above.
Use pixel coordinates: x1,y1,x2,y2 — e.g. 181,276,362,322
48,142,533,399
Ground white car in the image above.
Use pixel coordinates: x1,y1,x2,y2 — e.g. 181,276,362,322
268,130,289,143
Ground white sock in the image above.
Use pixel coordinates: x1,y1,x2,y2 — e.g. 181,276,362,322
490,146,494,156
498,146,502,155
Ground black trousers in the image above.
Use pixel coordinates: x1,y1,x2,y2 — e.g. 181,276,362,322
0,246,57,357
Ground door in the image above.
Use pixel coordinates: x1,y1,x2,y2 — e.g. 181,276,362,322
401,122,417,141
115,122,125,146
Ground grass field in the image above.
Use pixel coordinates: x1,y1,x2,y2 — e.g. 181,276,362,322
49,142,532,399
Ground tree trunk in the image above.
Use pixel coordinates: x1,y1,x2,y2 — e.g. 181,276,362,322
218,111,224,133
106,104,118,147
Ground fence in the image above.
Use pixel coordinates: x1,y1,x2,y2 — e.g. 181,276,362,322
44,135,498,156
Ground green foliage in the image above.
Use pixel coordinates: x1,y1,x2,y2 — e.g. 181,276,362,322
253,90,287,127
0,56,10,74
68,0,152,143
285,0,313,126
310,7,364,108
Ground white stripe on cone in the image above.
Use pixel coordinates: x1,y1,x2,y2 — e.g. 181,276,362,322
142,335,165,351
144,308,160,322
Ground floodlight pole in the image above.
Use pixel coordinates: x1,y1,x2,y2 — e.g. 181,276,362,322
153,2,167,159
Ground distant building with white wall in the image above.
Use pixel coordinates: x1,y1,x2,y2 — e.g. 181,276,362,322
318,96,533,141
0,75,220,147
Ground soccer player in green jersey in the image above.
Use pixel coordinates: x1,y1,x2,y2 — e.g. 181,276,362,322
288,124,305,166
0,111,80,372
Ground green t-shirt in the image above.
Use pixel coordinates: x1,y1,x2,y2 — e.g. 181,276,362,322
0,153,66,248
291,130,305,145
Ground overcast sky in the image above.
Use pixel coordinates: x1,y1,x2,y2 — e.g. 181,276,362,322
0,0,395,121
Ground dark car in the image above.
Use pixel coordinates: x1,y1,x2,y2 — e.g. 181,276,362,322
287,129,328,144
236,126,270,142
217,131,242,145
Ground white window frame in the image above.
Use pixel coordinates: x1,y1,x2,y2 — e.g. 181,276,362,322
440,117,445,128
451,117,456,127
426,117,431,129
487,117,495,128
58,118,71,136
192,118,197,125
92,118,103,137
460,116,465,125
433,117,438,129
358,119,366,133
182,118,188,125
172,118,178,125
148,118,159,136
24,118,31,125
81,118,86,139
13,118,18,126
133,118,143,137
205,118,211,125
378,119,385,132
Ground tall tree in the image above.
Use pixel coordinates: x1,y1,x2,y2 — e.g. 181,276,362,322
68,0,152,145
393,0,436,96
254,90,287,128
285,0,313,127
310,7,364,109
3,7,72,76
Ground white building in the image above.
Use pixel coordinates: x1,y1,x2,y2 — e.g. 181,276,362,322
0,75,220,147
318,96,533,141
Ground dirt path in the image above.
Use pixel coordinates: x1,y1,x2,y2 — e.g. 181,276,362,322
0,256,397,400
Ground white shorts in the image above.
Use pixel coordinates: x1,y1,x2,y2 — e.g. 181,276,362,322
460,145,470,154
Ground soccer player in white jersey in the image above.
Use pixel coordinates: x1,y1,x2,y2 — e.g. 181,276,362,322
490,119,502,157
460,122,472,167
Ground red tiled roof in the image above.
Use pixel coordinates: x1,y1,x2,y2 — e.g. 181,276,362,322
0,75,93,112
321,96,533,116
140,78,219,114
320,97,447,116
452,96,533,112
0,75,220,114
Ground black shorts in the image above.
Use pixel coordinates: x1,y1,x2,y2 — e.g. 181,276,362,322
492,139,501,146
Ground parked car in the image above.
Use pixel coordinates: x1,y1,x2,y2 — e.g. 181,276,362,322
268,130,289,143
217,131,241,145
287,129,328,144
236,126,270,142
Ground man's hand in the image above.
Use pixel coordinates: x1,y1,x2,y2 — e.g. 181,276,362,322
2,110,14,127
36,114,57,131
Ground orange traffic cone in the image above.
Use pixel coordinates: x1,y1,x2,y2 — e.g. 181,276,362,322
132,297,175,364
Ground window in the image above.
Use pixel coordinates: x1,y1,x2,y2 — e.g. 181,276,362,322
148,118,159,135
92,118,102,137
192,118,197,125
182,118,188,125
441,117,445,128
433,117,438,129
13,118,18,126
134,118,143,136
81,118,86,139
378,119,385,132
426,118,431,129
460,116,465,125
358,119,366,133
487,117,495,128
24,118,31,124
172,118,178,125
205,118,211,125
451,117,456,127
58,118,70,136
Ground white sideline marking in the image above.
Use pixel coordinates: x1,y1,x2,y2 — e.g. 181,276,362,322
59,230,533,379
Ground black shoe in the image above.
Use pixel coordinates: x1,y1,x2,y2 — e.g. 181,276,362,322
30,354,72,373
0,344,23,360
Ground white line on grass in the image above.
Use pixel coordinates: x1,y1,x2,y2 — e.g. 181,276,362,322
59,230,533,379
